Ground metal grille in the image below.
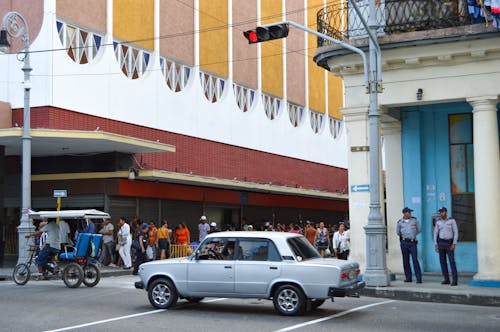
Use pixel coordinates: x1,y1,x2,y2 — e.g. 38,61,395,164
317,0,472,45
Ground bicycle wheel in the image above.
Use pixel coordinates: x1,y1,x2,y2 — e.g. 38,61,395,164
62,263,84,288
13,263,31,286
82,263,101,287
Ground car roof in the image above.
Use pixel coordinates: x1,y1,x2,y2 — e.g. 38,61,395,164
205,231,302,240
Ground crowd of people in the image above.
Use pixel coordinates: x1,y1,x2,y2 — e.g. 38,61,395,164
25,214,352,277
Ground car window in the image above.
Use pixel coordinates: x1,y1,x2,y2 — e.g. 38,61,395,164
238,239,281,262
287,236,321,261
196,238,237,260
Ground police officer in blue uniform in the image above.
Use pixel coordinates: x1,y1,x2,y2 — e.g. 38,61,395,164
433,206,459,286
397,207,422,283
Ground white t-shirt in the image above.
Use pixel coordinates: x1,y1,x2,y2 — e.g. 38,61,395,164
333,230,350,252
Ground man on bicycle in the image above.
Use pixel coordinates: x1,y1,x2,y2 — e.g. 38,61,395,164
26,218,60,279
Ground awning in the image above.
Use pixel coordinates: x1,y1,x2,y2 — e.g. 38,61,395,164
28,209,110,220
0,128,175,156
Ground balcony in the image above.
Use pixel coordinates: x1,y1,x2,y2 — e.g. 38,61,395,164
317,0,500,46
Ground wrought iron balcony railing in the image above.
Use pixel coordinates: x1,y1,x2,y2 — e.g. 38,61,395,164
316,0,494,46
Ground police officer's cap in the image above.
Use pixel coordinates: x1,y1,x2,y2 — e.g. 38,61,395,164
438,206,447,212
402,207,413,213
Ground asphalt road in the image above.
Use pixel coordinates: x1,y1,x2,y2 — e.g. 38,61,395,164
1,275,499,332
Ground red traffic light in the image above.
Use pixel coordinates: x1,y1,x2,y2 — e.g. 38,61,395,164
243,24,289,44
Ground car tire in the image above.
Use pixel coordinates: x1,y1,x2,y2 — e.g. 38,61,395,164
273,284,306,316
148,278,178,309
311,299,326,309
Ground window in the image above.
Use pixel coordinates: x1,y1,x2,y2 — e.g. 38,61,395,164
310,110,325,134
196,238,236,260
448,113,475,242
56,20,102,64
287,236,320,261
200,71,225,103
288,102,304,127
233,83,256,112
238,239,281,262
329,117,344,140
262,93,281,120
160,56,191,92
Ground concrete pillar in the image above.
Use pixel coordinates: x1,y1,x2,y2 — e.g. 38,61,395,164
342,106,370,271
381,120,405,274
467,96,500,283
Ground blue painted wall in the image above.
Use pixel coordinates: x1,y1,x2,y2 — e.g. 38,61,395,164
401,102,477,273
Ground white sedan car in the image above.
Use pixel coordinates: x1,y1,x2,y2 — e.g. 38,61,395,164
135,231,365,315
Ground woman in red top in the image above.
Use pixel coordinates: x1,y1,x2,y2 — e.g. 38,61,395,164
175,223,190,245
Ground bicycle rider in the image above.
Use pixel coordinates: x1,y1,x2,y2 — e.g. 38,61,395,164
26,218,61,280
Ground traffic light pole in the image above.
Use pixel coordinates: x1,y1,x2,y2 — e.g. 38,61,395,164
258,8,389,286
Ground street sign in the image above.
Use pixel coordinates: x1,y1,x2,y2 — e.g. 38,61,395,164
351,184,370,192
53,190,67,198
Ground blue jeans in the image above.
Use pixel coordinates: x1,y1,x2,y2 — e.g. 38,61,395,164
400,240,422,282
36,245,60,269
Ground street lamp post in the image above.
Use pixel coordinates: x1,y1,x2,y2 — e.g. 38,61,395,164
0,12,34,264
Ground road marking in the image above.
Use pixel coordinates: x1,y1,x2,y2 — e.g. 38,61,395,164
43,298,227,332
274,300,395,332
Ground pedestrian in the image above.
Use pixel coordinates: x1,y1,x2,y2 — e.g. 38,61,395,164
208,222,220,234
433,206,459,286
133,223,150,275
305,221,317,246
198,215,210,242
396,207,422,283
175,223,190,245
58,219,71,250
158,219,171,260
117,217,132,270
333,222,350,260
83,218,95,234
99,218,115,266
315,222,330,257
148,221,158,260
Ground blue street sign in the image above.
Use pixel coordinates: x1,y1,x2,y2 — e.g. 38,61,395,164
53,190,67,198
351,184,370,192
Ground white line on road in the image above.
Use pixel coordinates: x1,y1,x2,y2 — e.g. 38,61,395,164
274,300,396,332
43,298,227,332
43,309,165,332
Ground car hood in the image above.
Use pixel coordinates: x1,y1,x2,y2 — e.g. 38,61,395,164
142,257,189,267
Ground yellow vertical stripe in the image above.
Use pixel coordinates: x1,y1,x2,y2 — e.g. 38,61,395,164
261,0,283,97
199,0,228,76
328,75,343,118
113,0,154,50
308,0,325,113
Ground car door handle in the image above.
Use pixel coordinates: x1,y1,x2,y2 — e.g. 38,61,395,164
224,266,232,269
269,266,278,270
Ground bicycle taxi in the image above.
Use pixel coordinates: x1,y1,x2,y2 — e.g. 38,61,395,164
13,209,109,288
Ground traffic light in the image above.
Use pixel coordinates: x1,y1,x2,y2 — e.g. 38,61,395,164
243,23,289,44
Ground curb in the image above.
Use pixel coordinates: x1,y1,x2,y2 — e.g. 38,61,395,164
360,287,500,307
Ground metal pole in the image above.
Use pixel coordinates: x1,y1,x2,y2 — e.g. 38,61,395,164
1,12,35,264
363,0,389,286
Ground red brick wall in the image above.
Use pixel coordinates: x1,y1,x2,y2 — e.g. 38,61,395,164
13,107,348,193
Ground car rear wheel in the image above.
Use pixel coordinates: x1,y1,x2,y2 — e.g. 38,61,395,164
273,284,306,316
148,278,178,309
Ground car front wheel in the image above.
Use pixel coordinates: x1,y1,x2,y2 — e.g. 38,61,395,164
273,284,306,316
148,278,178,309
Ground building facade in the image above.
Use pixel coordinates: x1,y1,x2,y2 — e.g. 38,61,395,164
0,0,349,260
315,0,500,285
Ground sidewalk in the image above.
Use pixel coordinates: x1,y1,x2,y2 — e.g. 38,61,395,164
1,259,499,307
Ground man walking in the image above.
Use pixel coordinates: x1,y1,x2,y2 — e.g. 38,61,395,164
198,216,210,242
434,206,459,286
396,207,422,283
99,218,115,266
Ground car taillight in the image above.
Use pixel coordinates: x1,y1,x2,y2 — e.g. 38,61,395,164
356,269,360,276
341,272,349,280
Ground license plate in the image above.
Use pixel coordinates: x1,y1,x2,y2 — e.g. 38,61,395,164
349,270,356,279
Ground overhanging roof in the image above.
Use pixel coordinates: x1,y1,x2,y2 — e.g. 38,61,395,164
32,170,348,201
0,128,175,156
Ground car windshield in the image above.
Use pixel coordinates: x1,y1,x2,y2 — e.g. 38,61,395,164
287,236,321,261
